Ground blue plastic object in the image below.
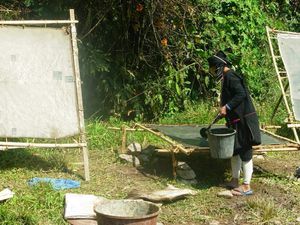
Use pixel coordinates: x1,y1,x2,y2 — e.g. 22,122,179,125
28,177,80,190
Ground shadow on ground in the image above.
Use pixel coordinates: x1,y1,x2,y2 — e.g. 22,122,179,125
135,145,230,189
0,149,78,177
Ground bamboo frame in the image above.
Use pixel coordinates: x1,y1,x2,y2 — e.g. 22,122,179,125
266,26,300,143
121,125,127,153
135,123,190,154
108,127,145,132
0,20,78,25
260,128,299,145
262,125,281,129
269,28,300,35
0,142,86,148
155,146,300,154
287,124,300,128
0,9,90,181
121,123,300,177
129,124,300,152
69,9,90,181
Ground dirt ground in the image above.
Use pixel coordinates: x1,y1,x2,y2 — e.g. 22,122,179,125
111,150,300,225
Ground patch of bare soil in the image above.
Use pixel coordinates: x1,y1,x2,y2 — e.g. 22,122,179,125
100,150,300,225
254,152,299,177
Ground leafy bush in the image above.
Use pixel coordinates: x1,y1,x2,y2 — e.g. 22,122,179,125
0,0,299,120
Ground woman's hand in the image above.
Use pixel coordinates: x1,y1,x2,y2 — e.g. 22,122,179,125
219,106,227,117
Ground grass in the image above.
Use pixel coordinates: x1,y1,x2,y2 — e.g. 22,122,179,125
245,197,278,224
0,103,300,224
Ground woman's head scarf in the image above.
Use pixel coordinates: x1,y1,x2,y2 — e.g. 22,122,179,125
207,51,232,80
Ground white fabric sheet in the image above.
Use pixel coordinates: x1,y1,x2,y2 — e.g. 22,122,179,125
0,27,80,138
277,33,300,120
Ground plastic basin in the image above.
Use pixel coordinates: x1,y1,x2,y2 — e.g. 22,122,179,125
94,200,160,225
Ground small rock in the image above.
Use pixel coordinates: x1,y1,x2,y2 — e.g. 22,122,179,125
128,142,142,153
209,220,220,225
253,155,265,160
179,178,198,185
177,161,192,170
176,169,196,180
119,154,140,167
217,190,233,198
157,223,164,225
296,217,300,222
176,162,196,180
294,167,300,178
119,153,133,162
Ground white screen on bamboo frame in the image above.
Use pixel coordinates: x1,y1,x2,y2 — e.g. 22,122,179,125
0,26,80,138
277,33,300,121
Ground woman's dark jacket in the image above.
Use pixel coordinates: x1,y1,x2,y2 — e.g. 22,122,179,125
221,70,261,160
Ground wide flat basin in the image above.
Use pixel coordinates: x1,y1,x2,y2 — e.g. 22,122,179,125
94,200,160,225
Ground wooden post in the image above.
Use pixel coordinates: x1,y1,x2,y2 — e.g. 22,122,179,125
0,20,78,25
0,142,86,148
70,9,90,181
171,150,177,179
121,125,127,153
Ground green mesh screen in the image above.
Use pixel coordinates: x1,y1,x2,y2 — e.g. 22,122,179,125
149,125,286,148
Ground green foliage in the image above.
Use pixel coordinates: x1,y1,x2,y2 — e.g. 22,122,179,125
77,0,298,119
0,0,299,120
159,100,219,124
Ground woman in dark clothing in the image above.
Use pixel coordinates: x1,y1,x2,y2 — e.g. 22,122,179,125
208,51,261,196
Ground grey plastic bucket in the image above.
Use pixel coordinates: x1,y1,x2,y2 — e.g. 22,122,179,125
207,128,236,159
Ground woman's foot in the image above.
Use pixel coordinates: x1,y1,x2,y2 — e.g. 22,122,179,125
231,183,253,196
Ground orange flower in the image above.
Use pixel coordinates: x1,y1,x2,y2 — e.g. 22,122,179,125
136,3,143,12
161,38,168,47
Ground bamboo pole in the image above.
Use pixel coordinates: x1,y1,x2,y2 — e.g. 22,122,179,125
0,142,86,148
253,144,299,150
108,127,145,132
260,127,300,145
0,146,19,151
0,20,78,25
171,150,177,178
266,26,293,119
269,28,300,35
134,123,190,154
156,147,299,154
255,147,299,152
262,125,282,129
156,148,208,154
70,9,90,181
287,124,300,128
121,125,127,153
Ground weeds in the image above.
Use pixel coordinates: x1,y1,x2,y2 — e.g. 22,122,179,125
0,110,300,224
245,197,278,224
